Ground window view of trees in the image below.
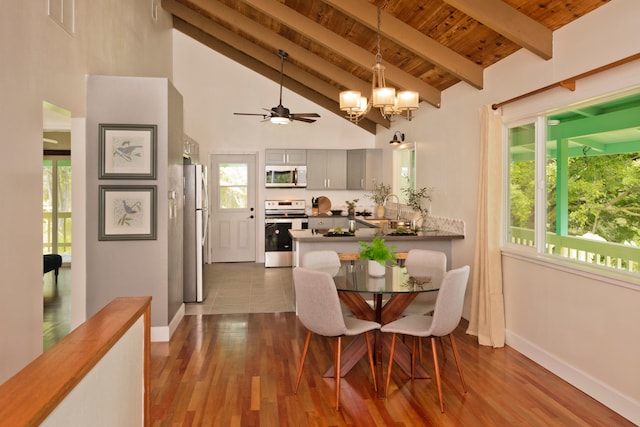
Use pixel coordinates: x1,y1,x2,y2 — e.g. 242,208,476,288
547,153,640,245
507,91,640,272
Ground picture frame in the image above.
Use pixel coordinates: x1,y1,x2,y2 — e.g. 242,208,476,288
99,185,157,241
99,124,157,179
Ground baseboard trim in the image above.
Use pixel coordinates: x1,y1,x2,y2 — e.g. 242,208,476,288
150,304,185,343
169,304,185,338
506,330,639,425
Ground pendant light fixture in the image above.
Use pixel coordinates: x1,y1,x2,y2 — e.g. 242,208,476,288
339,0,419,124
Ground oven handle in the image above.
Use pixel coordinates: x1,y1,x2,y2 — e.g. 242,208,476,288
265,218,309,224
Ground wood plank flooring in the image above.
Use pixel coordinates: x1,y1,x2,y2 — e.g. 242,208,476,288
43,267,71,350
150,313,633,426
44,263,633,425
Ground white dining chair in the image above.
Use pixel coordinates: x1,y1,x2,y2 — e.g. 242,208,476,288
381,265,470,413
402,249,447,316
300,250,353,315
293,267,381,410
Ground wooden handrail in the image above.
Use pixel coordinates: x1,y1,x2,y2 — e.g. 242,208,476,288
0,296,151,427
492,52,640,110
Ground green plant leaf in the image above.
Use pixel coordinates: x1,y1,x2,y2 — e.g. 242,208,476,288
358,236,397,265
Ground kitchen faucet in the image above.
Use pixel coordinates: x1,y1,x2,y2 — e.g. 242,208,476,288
383,194,401,220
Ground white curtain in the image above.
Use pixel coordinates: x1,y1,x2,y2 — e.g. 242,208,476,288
466,104,505,348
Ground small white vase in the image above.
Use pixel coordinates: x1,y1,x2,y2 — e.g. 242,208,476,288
368,260,386,277
375,205,385,219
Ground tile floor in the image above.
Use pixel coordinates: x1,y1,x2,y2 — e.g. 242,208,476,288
185,263,295,315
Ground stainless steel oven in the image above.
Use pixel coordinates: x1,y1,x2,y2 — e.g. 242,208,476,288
265,200,308,267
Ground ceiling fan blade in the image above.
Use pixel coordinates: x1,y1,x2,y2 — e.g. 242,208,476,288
234,112,269,117
291,117,317,123
290,113,320,118
236,51,319,124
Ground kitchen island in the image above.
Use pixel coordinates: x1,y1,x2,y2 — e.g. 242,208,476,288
290,216,464,269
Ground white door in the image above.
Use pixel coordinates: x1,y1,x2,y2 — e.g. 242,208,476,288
209,153,257,262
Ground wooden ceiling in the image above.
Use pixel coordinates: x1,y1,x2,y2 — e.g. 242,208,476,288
162,0,611,133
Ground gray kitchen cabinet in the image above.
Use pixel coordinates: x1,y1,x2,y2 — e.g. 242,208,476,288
306,149,347,190
347,149,382,190
265,149,306,165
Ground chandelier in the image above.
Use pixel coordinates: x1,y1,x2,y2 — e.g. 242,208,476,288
339,0,419,124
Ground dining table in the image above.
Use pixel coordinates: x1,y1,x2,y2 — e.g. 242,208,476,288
326,260,442,399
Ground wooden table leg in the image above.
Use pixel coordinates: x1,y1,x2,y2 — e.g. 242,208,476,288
323,335,367,378
379,334,430,379
332,291,431,398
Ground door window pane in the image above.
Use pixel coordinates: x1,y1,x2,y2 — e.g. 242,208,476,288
219,163,248,209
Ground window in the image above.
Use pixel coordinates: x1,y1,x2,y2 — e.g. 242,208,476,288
506,91,640,272
218,163,248,209
43,156,72,255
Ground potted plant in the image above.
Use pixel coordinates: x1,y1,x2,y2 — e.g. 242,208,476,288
402,186,433,229
366,183,391,218
358,236,397,276
345,198,359,218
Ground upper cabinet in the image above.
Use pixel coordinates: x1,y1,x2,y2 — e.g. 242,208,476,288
347,149,382,190
306,150,347,190
265,149,306,165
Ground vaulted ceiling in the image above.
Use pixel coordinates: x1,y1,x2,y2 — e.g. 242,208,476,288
162,0,611,134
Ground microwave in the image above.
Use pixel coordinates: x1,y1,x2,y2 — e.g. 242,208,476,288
265,165,307,188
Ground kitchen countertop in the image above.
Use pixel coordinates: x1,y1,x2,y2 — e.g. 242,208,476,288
289,228,463,242
290,216,464,268
290,216,464,242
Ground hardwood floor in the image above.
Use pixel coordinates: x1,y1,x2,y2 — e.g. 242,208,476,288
43,267,71,350
150,312,632,426
44,263,632,425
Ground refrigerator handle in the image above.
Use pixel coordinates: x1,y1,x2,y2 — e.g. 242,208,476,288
201,170,209,246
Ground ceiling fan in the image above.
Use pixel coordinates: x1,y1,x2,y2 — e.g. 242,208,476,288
234,50,320,124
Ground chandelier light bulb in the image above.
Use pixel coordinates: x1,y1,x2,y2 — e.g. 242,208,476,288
339,91,362,111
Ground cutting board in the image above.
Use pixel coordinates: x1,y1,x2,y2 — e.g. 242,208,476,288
317,196,331,214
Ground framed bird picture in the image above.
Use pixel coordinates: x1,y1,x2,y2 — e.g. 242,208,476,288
99,185,157,240
99,123,157,179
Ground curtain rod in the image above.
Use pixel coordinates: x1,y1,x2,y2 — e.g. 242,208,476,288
491,52,640,110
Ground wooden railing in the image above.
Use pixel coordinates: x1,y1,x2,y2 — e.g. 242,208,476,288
0,297,151,426
509,227,640,272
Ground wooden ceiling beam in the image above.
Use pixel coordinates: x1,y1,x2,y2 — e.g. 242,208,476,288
323,0,484,89
442,0,552,60
164,1,381,132
241,0,442,108
185,0,373,97
174,18,380,134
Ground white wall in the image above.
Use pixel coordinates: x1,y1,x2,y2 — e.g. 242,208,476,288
375,0,640,422
172,32,378,262
85,76,183,334
0,1,173,383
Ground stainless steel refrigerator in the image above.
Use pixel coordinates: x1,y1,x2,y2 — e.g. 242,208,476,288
184,164,208,302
